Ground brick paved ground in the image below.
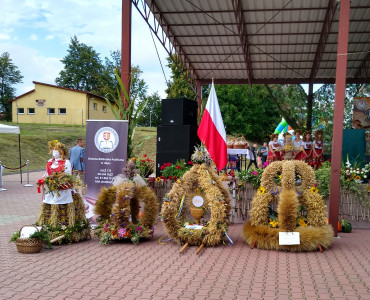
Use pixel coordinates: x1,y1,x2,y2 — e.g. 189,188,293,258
1,172,370,300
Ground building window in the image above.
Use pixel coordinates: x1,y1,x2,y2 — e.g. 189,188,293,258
28,108,35,114
59,108,66,115
102,105,106,113
93,103,97,110
47,108,55,115
17,108,24,114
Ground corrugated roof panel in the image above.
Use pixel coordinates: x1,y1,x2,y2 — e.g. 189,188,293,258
142,0,370,83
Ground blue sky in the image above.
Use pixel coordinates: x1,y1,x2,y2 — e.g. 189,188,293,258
0,0,171,99
0,0,321,99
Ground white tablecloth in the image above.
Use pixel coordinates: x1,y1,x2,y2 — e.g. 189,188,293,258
227,148,253,160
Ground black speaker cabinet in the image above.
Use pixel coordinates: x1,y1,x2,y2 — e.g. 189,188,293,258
161,97,198,126
156,151,193,176
157,125,200,154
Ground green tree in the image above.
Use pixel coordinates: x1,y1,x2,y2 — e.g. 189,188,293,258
0,52,23,121
136,92,162,127
265,84,307,130
213,84,280,142
165,56,196,100
105,70,150,158
313,83,370,154
56,36,103,93
97,50,121,97
97,50,148,103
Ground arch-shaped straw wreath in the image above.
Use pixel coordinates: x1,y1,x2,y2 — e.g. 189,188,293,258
243,160,334,252
94,181,158,244
161,164,231,247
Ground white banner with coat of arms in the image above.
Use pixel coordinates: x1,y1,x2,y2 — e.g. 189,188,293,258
85,120,128,204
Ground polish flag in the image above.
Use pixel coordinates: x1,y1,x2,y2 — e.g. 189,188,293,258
197,82,227,170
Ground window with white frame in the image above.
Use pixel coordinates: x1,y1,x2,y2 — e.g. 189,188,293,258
93,103,97,110
47,108,55,115
27,108,35,114
59,108,66,114
102,105,106,113
17,108,24,114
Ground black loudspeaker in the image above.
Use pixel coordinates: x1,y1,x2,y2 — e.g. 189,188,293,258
161,97,198,126
157,125,200,154
156,152,193,176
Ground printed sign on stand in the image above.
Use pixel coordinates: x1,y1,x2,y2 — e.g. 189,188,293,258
85,120,128,205
279,232,300,245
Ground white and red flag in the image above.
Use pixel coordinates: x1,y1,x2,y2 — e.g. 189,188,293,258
197,81,227,170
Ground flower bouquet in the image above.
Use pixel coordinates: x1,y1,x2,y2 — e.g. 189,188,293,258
37,172,81,197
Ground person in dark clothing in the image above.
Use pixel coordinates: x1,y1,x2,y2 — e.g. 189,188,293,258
260,142,268,166
247,143,258,170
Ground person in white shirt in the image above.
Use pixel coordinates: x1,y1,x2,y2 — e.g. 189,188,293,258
302,131,313,166
267,134,282,163
312,130,325,170
293,129,304,160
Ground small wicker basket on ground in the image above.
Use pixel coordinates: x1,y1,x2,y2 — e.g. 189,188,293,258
15,226,43,254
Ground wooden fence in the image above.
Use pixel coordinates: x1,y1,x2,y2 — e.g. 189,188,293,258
147,180,369,225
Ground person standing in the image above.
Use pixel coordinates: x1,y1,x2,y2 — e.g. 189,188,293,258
312,130,325,170
302,131,313,166
247,143,258,170
260,142,269,166
69,138,85,185
293,129,304,160
267,134,281,163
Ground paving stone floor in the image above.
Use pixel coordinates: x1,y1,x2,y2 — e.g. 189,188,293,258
1,171,370,300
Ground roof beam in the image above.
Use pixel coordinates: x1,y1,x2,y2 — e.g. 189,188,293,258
196,67,359,71
197,78,370,85
181,41,370,47
174,31,370,38
232,0,253,84
354,51,370,78
167,19,369,27
131,0,198,87
310,0,337,80
158,6,370,15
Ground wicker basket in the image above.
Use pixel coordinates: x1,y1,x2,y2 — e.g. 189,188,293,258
227,137,235,149
15,225,43,254
234,136,247,149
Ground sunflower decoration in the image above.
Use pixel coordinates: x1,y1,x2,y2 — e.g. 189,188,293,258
310,186,319,193
257,186,266,194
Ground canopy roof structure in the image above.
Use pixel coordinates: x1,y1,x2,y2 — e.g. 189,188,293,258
133,0,370,86
125,0,368,237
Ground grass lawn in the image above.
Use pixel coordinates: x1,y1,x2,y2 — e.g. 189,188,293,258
0,123,157,174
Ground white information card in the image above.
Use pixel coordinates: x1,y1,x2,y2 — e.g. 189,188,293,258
279,232,300,245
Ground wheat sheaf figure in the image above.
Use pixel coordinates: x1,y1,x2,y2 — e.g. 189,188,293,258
243,160,333,252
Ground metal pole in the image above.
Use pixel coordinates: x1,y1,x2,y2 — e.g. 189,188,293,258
328,0,350,237
24,160,33,187
149,111,152,127
19,133,22,183
0,161,7,191
82,109,83,126
121,0,132,109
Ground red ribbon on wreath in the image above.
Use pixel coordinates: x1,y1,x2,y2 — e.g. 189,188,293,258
37,178,44,194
